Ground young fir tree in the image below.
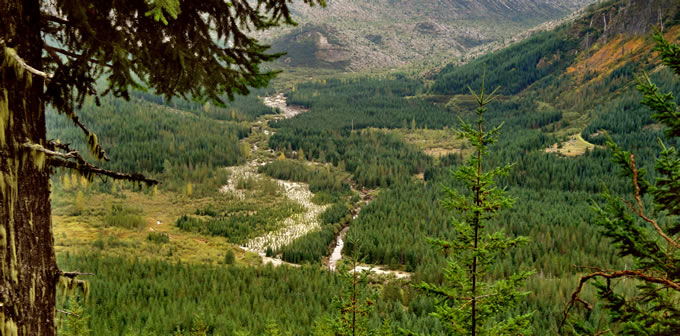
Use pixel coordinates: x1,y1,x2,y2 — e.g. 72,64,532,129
562,30,680,335
314,240,381,336
415,76,533,335
1,1,325,333
333,250,377,336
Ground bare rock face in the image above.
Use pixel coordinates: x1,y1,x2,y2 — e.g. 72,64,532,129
297,31,352,63
256,0,598,71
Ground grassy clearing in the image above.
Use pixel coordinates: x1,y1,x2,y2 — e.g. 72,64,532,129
383,127,472,159
545,133,597,157
52,187,267,267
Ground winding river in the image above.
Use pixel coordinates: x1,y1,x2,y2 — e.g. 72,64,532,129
251,93,411,279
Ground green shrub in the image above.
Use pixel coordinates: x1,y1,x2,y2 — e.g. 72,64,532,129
224,250,236,265
103,204,146,230
147,232,170,244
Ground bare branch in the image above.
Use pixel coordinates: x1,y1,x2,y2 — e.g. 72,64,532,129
626,154,680,249
560,270,680,332
60,271,95,278
22,142,84,162
1,43,53,79
48,157,159,186
575,297,593,311
21,141,158,185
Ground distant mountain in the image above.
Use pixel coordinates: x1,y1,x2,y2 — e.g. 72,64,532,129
258,0,597,71
431,0,678,96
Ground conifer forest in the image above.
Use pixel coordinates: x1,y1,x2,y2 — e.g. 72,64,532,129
2,0,680,335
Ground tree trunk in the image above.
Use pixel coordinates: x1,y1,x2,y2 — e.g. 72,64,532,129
1,0,59,335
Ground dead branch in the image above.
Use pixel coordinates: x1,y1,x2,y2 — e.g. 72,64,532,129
60,271,95,279
23,141,157,185
48,156,159,186
576,297,593,311
1,43,53,79
626,154,680,249
560,270,680,332
22,142,85,162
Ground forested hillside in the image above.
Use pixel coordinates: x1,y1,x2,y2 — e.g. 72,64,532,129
47,0,680,334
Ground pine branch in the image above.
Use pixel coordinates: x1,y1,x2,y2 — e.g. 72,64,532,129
624,153,680,249
560,270,680,332
43,44,111,68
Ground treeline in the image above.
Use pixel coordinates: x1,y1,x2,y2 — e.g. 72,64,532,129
272,77,455,130
432,30,578,95
131,87,277,122
57,253,445,335
270,129,431,188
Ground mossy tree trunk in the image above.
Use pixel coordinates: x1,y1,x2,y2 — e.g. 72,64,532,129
1,0,59,335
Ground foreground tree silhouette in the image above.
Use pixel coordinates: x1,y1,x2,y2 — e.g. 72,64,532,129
562,30,680,335
0,0,324,334
415,76,533,335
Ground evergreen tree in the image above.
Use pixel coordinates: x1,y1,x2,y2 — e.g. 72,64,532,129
562,30,680,335
0,0,325,334
415,75,533,335
333,254,376,336
58,297,90,336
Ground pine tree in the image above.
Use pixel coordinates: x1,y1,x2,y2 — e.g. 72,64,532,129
328,244,378,336
415,75,533,335
58,296,90,336
0,0,326,333
562,30,680,335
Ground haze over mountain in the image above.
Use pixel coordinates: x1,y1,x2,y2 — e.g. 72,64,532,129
261,0,598,71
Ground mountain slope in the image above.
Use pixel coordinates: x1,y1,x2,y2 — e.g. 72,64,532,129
432,0,679,95
259,0,597,71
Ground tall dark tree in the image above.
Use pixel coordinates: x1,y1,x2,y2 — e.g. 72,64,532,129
0,0,323,334
562,30,680,335
416,76,533,335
